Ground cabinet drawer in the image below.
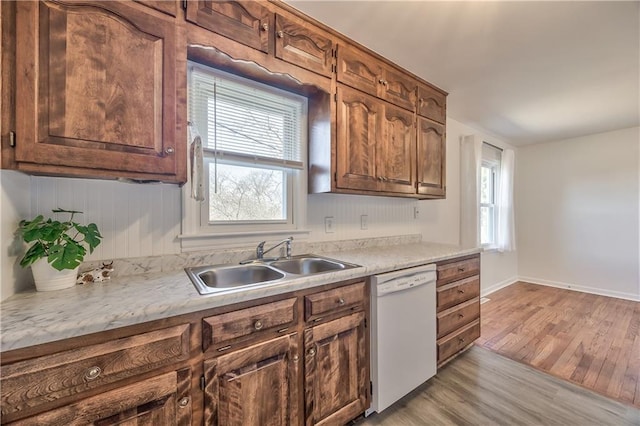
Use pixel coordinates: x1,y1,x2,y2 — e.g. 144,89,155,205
437,276,480,312
417,84,446,124
305,282,365,322
437,319,480,363
437,297,480,338
1,324,190,418
437,255,480,286
202,298,297,351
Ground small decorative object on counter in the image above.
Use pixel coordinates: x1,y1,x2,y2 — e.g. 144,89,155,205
17,209,103,292
77,262,114,285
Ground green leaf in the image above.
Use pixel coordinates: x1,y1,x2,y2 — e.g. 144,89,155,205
75,223,102,253
19,242,47,268
48,243,84,271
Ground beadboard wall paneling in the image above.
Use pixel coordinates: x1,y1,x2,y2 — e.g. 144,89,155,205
29,177,418,261
307,193,418,241
31,177,181,262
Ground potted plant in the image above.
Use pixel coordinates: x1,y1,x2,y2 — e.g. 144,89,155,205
17,209,103,292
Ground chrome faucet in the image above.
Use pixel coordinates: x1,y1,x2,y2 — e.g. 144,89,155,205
256,236,293,260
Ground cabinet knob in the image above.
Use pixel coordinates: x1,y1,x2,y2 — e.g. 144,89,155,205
165,147,174,155
292,355,299,362
277,30,284,38
178,397,190,408
84,366,102,381
254,320,263,330
458,314,464,319
458,289,465,294
419,97,424,105
458,267,465,272
459,338,465,344
261,22,269,31
308,347,316,357
337,297,345,305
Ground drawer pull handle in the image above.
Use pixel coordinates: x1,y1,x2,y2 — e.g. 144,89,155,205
308,347,317,357
458,289,465,294
84,366,102,381
218,345,232,352
459,338,465,344
254,320,264,330
458,267,465,272
178,397,190,408
337,297,345,306
458,314,464,319
261,22,269,31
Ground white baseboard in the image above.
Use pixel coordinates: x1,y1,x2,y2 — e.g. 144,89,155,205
518,276,640,302
481,276,518,297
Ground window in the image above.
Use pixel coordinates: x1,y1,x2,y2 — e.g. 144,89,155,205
186,62,307,239
480,143,502,247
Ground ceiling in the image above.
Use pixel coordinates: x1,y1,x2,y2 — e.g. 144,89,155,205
288,1,640,146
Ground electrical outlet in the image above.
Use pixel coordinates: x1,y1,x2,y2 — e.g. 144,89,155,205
324,216,335,233
414,206,420,219
360,215,368,230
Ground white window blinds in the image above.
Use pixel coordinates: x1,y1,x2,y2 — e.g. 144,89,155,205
188,62,305,169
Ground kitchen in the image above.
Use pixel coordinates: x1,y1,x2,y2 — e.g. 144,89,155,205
1,0,639,425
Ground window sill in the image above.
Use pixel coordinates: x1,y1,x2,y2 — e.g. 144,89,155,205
481,246,500,254
178,229,311,252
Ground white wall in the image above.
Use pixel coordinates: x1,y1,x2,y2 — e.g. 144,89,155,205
517,126,640,300
1,170,32,299
420,117,520,294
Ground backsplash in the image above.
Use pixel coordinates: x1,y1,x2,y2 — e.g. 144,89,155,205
81,234,423,278
30,176,419,262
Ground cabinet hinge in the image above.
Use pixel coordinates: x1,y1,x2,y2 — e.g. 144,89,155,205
200,375,206,390
333,172,337,182
9,131,15,147
370,380,373,396
182,0,187,11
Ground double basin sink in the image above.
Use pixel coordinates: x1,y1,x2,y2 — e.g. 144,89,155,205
186,254,360,295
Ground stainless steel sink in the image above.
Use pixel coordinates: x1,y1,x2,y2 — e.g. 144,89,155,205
186,264,285,295
185,254,359,295
270,256,347,275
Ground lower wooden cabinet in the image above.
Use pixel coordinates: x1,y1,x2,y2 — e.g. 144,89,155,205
436,254,481,367
203,334,300,426
1,280,370,425
303,312,368,426
9,369,192,426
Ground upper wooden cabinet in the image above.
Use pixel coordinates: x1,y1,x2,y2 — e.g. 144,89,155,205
417,117,446,198
337,44,417,111
185,0,272,53
335,86,416,195
417,83,447,124
186,1,336,78
12,0,185,182
275,13,334,78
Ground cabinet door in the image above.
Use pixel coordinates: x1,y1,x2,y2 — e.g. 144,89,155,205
10,369,192,425
203,334,300,426
15,1,182,180
275,14,334,77
304,312,368,426
378,104,416,194
336,45,383,98
417,116,446,198
381,67,417,111
336,86,382,192
186,0,272,53
417,84,446,124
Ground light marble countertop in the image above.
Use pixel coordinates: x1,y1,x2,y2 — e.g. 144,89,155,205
0,242,479,352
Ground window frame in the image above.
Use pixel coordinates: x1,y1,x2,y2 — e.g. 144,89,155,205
480,153,500,249
180,63,310,251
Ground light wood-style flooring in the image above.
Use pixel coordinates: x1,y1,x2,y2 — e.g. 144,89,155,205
358,346,639,425
477,282,640,407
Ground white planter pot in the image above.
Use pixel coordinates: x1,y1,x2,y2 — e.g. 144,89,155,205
31,259,79,292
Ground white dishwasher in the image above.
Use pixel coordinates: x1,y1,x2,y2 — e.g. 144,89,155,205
367,263,437,415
